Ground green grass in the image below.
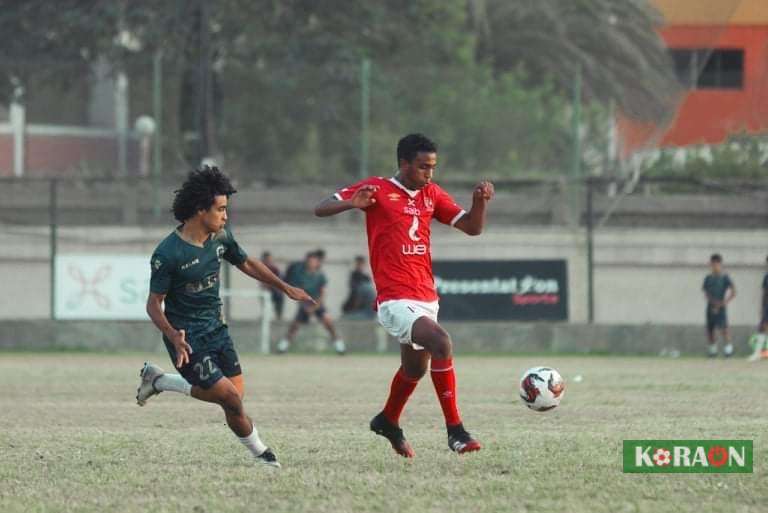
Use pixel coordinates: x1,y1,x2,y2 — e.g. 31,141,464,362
0,353,767,513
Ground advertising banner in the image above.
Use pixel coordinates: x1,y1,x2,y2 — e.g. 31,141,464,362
55,255,149,320
433,260,568,321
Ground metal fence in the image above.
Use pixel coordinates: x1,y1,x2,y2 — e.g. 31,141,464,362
1,175,766,325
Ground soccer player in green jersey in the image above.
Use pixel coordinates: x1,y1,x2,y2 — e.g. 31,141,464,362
747,255,768,361
702,253,736,357
136,166,314,468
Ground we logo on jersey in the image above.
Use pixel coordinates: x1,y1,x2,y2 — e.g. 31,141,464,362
402,216,427,256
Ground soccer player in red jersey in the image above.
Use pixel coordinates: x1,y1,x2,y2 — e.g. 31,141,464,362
314,134,494,456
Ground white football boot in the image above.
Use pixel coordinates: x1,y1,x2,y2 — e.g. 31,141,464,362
333,339,347,355
276,339,291,354
136,362,165,406
255,448,281,468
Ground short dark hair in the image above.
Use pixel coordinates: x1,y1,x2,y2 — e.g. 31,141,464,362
355,255,366,263
710,253,723,263
397,133,437,165
261,251,271,259
172,166,236,222
313,249,326,260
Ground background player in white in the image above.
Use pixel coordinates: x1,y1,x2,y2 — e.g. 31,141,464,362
314,134,493,457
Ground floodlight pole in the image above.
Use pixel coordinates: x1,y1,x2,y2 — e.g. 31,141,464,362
360,58,371,180
586,177,595,324
49,179,58,320
152,50,163,219
571,64,582,178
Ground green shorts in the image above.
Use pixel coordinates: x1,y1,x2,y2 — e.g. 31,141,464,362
706,306,728,333
163,325,242,389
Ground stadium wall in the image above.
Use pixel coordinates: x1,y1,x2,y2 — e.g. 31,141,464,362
1,224,765,326
0,319,755,356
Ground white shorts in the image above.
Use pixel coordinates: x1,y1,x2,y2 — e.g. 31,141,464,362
377,299,439,350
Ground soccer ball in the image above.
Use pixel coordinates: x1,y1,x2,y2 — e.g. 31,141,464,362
519,367,565,411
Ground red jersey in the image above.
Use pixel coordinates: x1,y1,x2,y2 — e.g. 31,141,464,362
335,176,466,304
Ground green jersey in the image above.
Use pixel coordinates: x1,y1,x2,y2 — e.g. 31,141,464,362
286,263,327,300
702,273,733,305
149,227,247,338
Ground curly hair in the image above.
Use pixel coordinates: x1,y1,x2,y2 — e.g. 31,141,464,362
172,166,237,222
397,133,437,165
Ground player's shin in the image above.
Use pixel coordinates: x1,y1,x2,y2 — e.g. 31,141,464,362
238,421,268,456
748,333,768,361
154,373,192,395
382,367,420,425
430,357,462,427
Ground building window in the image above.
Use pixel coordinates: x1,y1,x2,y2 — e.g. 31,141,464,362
669,48,744,90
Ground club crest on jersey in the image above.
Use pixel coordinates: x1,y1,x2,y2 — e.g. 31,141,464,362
215,245,226,262
424,198,434,211
387,192,401,201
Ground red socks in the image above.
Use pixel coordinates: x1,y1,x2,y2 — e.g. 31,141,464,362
430,357,462,427
382,367,420,425
382,358,463,428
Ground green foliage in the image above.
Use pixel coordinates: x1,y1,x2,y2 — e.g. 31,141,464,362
1,0,679,181
0,1,120,103
642,134,768,179
370,66,572,178
474,0,680,123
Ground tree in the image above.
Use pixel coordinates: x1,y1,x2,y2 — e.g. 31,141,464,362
470,0,680,122
0,1,120,104
2,0,649,181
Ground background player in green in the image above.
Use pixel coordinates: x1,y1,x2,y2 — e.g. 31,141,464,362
702,253,736,357
136,166,315,468
277,250,346,354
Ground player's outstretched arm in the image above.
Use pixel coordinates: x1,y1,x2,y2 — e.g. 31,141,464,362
454,181,494,236
146,292,192,367
314,185,379,217
236,257,317,304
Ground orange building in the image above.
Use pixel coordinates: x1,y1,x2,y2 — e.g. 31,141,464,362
619,0,768,157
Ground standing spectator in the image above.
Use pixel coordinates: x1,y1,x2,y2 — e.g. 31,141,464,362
747,255,768,361
277,250,346,354
342,256,376,319
702,253,736,357
260,251,284,320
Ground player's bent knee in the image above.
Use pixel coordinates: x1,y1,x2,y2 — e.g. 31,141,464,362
430,330,452,359
402,363,428,380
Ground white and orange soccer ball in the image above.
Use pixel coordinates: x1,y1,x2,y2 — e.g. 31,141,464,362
519,367,565,411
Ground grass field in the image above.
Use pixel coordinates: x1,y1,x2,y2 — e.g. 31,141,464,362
1,353,767,513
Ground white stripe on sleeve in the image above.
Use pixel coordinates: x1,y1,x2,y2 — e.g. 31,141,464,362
449,210,466,226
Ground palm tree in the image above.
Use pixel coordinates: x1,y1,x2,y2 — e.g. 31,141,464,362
469,0,680,122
